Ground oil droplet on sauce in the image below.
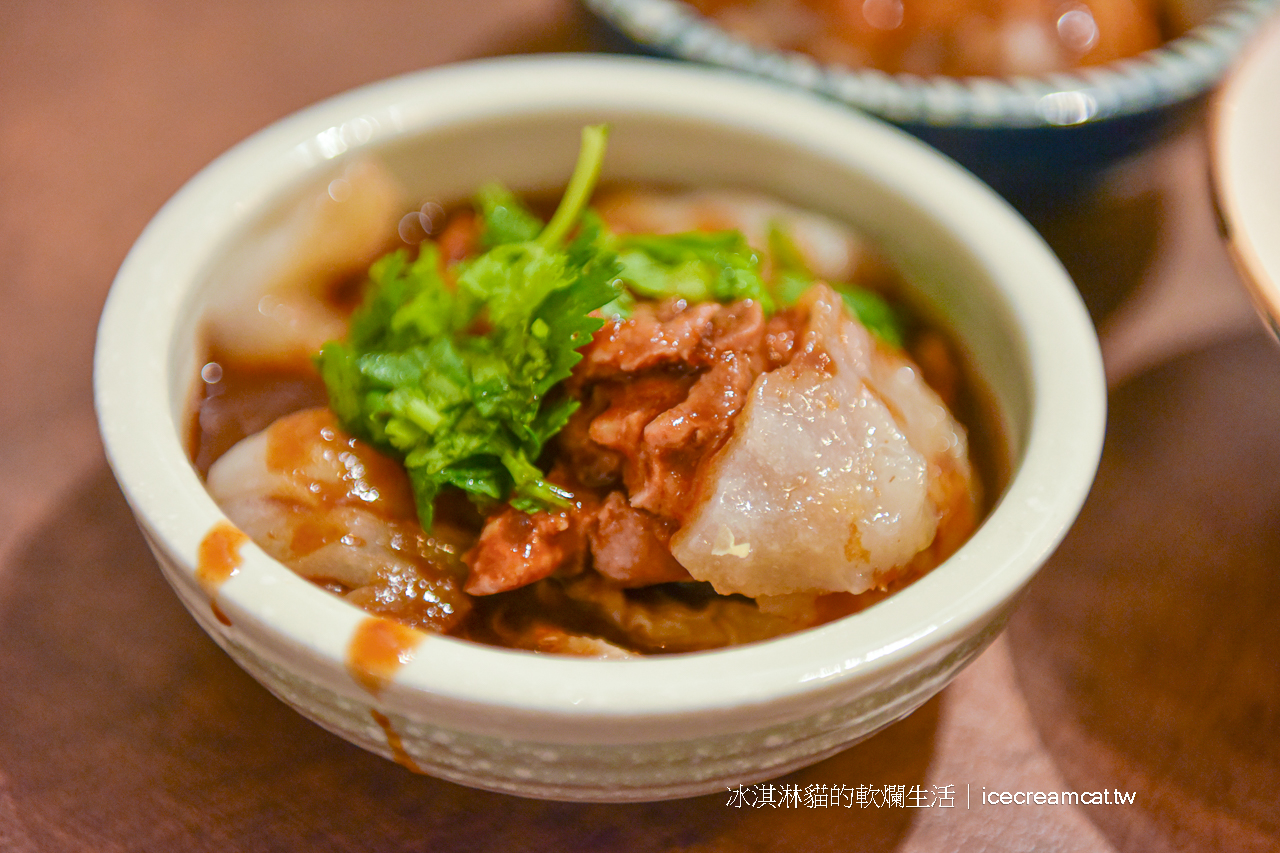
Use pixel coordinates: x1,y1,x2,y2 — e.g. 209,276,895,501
371,709,424,774
346,616,425,697
197,521,250,625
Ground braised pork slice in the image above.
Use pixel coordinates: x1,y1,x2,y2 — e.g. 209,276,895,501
463,297,790,594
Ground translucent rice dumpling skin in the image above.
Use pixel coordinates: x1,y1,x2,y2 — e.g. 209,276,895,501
670,284,977,598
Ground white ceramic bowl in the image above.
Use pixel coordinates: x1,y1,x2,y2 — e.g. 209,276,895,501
95,54,1105,802
1211,10,1280,342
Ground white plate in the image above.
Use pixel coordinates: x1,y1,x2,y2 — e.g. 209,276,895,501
1212,11,1280,341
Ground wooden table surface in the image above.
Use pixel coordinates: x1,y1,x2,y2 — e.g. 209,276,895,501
2,2,1277,850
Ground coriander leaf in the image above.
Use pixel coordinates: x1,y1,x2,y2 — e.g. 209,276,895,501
315,341,362,425
766,220,905,347
766,221,816,309
766,219,810,274
318,125,618,530
838,287,904,349
772,270,813,308
539,124,610,249
615,230,774,313
476,183,543,247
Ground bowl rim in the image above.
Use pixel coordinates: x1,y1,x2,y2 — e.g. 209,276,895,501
1209,9,1280,342
94,53,1105,731
585,0,1280,127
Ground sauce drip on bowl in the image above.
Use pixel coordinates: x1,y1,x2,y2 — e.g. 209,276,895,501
196,521,249,625
370,709,424,774
346,615,425,697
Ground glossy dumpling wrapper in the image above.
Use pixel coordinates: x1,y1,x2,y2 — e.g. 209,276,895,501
669,284,978,598
205,408,472,632
202,160,406,369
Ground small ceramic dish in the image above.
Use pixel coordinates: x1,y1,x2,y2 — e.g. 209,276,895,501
586,0,1280,198
1210,10,1280,341
94,54,1104,802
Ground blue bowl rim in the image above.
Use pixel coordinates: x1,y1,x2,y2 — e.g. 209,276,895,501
585,0,1280,127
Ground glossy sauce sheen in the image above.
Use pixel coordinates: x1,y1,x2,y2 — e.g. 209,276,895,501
196,521,249,625
262,407,418,518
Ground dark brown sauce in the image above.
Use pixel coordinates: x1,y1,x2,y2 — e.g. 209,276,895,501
197,521,250,626
909,325,1012,518
954,353,1012,518
370,709,424,774
187,349,329,477
346,616,425,697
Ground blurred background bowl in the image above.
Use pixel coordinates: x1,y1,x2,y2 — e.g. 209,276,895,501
585,0,1280,204
1210,10,1280,342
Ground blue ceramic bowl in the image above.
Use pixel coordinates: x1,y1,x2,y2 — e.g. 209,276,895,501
585,0,1280,202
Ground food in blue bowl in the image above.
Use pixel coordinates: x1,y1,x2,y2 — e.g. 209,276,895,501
585,0,1280,200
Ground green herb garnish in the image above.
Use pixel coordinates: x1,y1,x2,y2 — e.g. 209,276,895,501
318,125,909,531
474,183,542,247
767,221,905,347
615,230,774,313
316,125,620,527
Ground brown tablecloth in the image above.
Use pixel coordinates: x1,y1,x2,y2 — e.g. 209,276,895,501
2,2,1276,850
